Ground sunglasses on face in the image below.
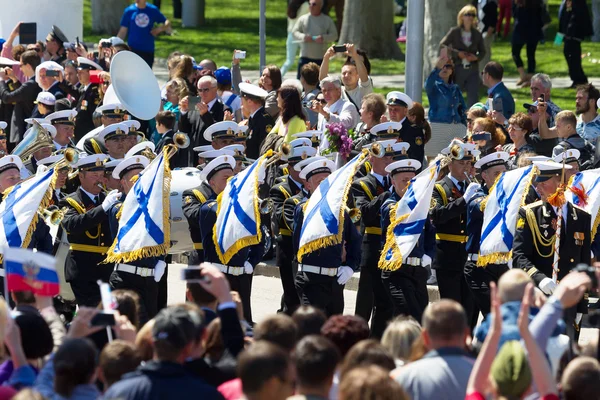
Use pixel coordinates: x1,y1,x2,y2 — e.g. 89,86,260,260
443,64,453,69
198,87,212,93
464,13,476,17
102,81,110,86
317,98,326,104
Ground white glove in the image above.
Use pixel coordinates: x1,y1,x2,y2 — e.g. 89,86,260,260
35,164,49,177
463,182,481,203
507,258,513,269
244,261,254,274
337,265,354,285
154,260,166,282
539,277,557,295
102,189,121,212
422,254,432,268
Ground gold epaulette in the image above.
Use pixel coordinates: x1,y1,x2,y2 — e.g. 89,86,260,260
278,185,291,199
65,197,85,214
192,189,207,204
359,180,374,201
434,184,448,206
523,200,543,210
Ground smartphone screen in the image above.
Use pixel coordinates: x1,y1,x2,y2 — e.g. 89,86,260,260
45,70,59,77
181,267,209,282
492,98,504,115
188,96,201,109
90,312,116,327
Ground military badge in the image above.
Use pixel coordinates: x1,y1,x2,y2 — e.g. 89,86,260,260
266,125,273,133
81,100,88,111
415,137,423,146
574,232,585,246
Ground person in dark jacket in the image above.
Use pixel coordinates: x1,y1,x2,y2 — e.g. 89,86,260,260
511,0,545,87
559,0,594,87
0,50,41,144
104,303,225,400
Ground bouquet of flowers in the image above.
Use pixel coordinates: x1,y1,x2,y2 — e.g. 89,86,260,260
321,122,355,159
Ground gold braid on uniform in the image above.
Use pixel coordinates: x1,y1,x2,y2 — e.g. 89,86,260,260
525,207,555,258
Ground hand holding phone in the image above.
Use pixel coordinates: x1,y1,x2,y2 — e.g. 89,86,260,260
90,312,116,327
234,50,246,59
45,70,59,77
333,45,347,53
539,94,545,102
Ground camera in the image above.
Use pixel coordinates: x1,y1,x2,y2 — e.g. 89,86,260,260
100,40,112,49
573,263,598,290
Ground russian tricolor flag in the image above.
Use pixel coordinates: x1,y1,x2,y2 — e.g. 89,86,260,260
4,248,59,297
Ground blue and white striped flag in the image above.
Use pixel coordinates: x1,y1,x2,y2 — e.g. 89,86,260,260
477,165,535,266
567,170,600,242
379,160,441,271
298,152,368,261
0,166,56,253
213,153,270,264
105,148,171,263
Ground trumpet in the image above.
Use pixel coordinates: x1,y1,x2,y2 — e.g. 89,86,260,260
96,183,110,194
259,198,274,215
265,143,292,168
165,132,191,160
464,171,480,185
41,207,67,226
345,206,362,224
140,145,157,161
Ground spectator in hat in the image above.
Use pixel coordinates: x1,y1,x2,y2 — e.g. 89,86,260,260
118,0,171,67
31,92,56,119
0,49,42,144
45,25,68,64
35,61,66,100
215,67,241,122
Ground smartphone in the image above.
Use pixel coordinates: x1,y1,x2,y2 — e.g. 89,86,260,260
93,51,99,58
539,94,545,102
188,96,201,109
333,45,347,53
45,70,59,77
90,312,116,327
181,267,210,282
19,23,37,45
234,50,246,59
492,98,504,115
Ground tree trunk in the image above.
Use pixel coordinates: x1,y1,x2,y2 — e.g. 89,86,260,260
423,0,465,74
91,0,129,35
338,0,404,60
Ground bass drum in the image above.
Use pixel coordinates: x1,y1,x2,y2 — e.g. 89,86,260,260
169,167,203,254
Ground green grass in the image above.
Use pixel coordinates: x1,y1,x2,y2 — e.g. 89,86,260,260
82,0,600,78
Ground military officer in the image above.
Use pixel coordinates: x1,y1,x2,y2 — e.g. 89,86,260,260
97,123,131,161
46,25,68,64
182,149,234,266
204,121,241,150
107,155,165,322
513,160,591,341
222,144,246,174
552,149,581,181
81,103,128,155
59,154,120,307
239,82,274,160
126,141,156,159
71,57,103,141
293,159,361,316
464,152,509,316
45,110,78,151
292,131,322,150
103,159,122,191
430,141,480,328
271,144,316,314
380,157,435,322
199,155,263,323
385,91,425,163
274,138,312,183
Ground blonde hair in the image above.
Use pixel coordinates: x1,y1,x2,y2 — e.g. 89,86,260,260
498,269,532,303
457,5,478,27
381,316,422,362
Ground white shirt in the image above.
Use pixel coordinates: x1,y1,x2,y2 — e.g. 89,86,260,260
448,173,466,191
371,170,386,186
317,97,359,131
53,141,66,151
80,187,99,204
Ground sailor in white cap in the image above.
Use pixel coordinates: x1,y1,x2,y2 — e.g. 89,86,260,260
103,159,123,191
183,151,235,266
198,154,260,322
379,157,433,323
238,82,274,160
79,103,128,155
97,123,130,160
221,144,246,173
59,153,118,307
464,151,509,316
552,148,581,180
513,160,590,342
38,152,73,205
126,141,156,159
120,119,144,150
204,121,239,150
45,110,78,151
292,130,322,149
430,140,481,327
294,158,361,317
385,91,426,162
270,145,317,313
73,57,103,139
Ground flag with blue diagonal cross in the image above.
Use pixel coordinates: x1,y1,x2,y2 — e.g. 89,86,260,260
105,148,171,263
297,151,368,262
0,165,57,255
213,152,270,264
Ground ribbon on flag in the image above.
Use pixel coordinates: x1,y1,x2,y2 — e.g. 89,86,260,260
105,148,171,263
297,151,368,262
567,170,600,241
379,160,441,271
0,166,57,256
477,165,535,266
5,247,59,296
213,151,272,264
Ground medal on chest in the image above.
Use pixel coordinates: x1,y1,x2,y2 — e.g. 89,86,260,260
81,100,88,111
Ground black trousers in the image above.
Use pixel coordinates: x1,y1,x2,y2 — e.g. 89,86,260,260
109,270,159,325
276,238,300,315
132,48,155,68
297,57,323,79
564,38,587,84
295,271,344,317
436,268,479,330
70,279,102,308
464,261,509,317
157,264,168,311
226,273,253,324
512,39,538,74
382,265,429,323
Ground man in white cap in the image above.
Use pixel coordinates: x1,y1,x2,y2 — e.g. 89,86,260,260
22,123,55,176
38,153,71,205
513,160,590,342
199,155,261,323
430,141,480,329
204,121,239,150
182,149,234,267
35,61,66,100
238,82,274,160
552,148,581,181
59,153,120,307
293,158,361,316
179,75,225,165
271,145,316,314
45,110,78,151
107,155,163,322
80,103,128,155
73,57,103,140
385,91,426,163
352,140,405,337
464,151,509,316
98,123,130,161
31,92,56,119
380,157,434,322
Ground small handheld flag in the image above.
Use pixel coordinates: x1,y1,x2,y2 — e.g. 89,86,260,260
4,247,59,297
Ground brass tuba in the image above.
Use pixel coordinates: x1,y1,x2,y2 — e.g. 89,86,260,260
12,120,54,161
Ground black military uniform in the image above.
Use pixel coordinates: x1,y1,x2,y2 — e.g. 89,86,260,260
179,101,225,166
182,181,215,265
73,83,101,142
246,106,274,160
271,164,303,314
47,25,68,65
385,93,425,163
59,158,113,307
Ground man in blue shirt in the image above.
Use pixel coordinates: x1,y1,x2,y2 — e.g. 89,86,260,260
482,61,515,120
118,0,171,67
